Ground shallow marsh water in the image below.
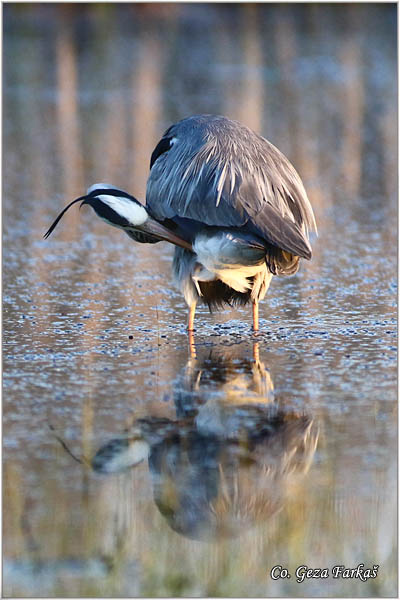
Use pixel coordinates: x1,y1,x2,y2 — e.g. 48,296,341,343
3,4,397,597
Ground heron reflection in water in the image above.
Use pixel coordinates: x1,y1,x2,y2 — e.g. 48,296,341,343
53,343,319,541
45,115,317,332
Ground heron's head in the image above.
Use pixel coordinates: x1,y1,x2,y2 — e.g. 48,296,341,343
44,183,149,239
44,183,192,250
82,183,151,229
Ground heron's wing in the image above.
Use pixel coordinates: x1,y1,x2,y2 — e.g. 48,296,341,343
146,117,317,259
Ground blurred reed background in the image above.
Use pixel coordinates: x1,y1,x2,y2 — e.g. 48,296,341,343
4,3,397,218
3,3,397,598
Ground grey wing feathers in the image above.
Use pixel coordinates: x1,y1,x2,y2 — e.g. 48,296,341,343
146,115,317,259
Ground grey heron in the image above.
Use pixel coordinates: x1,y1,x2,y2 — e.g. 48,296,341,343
45,115,316,331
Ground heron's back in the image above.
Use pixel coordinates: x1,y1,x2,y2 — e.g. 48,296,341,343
146,115,316,259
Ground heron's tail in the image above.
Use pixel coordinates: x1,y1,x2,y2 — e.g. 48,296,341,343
265,247,300,276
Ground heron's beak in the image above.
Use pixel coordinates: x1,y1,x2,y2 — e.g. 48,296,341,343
141,218,193,251
43,195,88,239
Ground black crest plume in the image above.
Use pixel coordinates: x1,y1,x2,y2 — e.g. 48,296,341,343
43,196,86,239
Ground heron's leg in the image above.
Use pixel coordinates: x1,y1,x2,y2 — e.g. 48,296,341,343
188,302,197,359
252,300,259,332
187,302,196,332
